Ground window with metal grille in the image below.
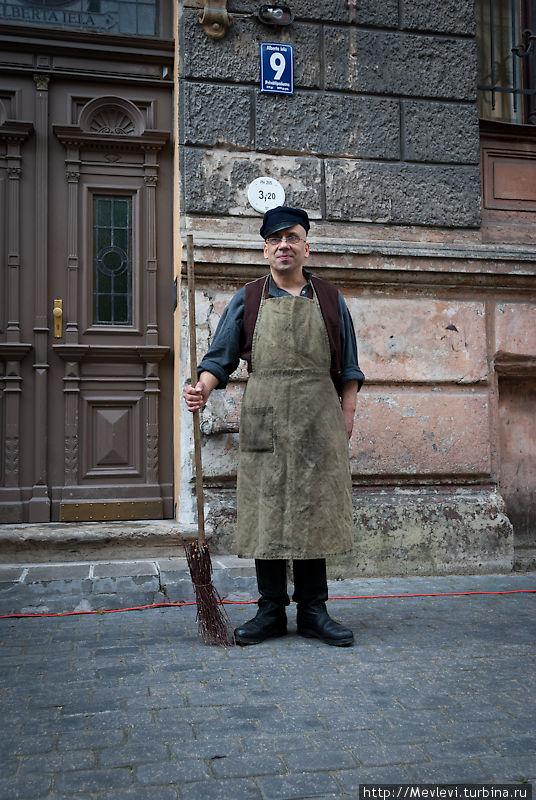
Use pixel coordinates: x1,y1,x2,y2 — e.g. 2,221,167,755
93,195,133,326
476,0,536,124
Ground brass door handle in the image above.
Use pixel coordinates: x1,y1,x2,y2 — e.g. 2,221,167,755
53,299,63,338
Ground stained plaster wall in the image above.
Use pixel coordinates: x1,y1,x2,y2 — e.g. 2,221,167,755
177,1,536,575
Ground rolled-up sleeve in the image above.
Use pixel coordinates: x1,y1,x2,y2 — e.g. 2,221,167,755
338,292,365,390
197,287,246,389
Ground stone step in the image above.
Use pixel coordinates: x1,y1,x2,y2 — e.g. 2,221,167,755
0,555,257,615
0,519,205,563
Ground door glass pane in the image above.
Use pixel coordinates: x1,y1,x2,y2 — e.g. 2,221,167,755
96,196,111,227
93,195,133,326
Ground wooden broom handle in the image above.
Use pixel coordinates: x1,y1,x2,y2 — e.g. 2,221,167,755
186,235,205,545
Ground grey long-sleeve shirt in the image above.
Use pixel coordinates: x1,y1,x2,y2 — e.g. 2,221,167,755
198,272,365,390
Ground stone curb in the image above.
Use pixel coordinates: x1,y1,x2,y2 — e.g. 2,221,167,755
0,556,257,615
1,559,534,617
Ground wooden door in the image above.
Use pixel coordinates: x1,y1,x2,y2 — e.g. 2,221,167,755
0,73,174,522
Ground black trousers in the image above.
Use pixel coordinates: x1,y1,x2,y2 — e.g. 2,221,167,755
255,558,328,605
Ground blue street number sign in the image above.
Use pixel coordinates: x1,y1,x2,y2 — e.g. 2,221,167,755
260,42,294,95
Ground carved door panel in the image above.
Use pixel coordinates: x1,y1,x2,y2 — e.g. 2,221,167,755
0,73,173,523
48,81,173,522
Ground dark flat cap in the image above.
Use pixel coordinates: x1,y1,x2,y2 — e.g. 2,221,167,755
260,206,310,239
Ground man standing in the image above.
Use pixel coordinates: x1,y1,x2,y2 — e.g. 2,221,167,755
183,206,364,646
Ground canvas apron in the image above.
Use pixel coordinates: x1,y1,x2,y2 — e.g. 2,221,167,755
235,281,354,560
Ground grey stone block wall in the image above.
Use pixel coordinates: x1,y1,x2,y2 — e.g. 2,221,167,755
401,0,476,35
255,94,400,159
181,149,324,217
180,3,481,228
325,162,481,226
182,83,253,149
323,31,477,99
402,101,480,163
182,15,322,87
226,0,400,27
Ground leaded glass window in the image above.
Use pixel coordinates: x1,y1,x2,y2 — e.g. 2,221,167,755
93,195,133,326
0,0,160,36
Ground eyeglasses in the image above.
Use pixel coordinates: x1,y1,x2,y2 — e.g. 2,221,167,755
265,234,306,246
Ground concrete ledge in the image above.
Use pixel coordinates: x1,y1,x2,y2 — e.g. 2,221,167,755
0,520,208,564
203,487,515,578
339,487,515,577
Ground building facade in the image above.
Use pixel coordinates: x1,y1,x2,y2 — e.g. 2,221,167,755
1,0,535,574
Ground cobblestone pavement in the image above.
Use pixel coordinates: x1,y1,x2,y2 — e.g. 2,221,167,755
1,573,535,800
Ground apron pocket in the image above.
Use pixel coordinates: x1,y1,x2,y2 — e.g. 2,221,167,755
240,407,274,452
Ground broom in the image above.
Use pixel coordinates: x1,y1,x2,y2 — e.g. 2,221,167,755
184,234,235,647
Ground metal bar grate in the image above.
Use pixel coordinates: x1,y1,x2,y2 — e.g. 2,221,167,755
477,0,536,123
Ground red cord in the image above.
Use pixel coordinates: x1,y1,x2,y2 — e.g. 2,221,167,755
0,589,533,619
328,589,536,599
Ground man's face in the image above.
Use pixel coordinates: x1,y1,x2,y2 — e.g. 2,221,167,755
263,224,310,275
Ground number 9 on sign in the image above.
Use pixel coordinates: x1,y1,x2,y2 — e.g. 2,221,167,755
260,42,294,95
270,52,286,81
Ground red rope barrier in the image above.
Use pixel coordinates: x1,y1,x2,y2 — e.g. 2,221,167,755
0,588,533,619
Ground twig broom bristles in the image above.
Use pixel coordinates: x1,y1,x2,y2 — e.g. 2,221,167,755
184,235,235,647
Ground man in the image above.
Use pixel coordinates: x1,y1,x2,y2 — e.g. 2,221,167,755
184,206,364,646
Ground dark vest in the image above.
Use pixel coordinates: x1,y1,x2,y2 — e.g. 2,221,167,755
241,274,343,396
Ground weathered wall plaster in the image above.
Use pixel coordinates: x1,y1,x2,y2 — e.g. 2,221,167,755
351,390,491,477
344,487,513,577
495,303,536,355
348,298,488,383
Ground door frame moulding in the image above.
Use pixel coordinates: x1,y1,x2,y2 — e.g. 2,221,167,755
0,117,33,522
494,351,536,377
50,98,170,522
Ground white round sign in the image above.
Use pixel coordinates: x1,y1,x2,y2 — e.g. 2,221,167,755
247,177,285,213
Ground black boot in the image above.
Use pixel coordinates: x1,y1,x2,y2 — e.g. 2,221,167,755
293,559,354,647
234,559,289,645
